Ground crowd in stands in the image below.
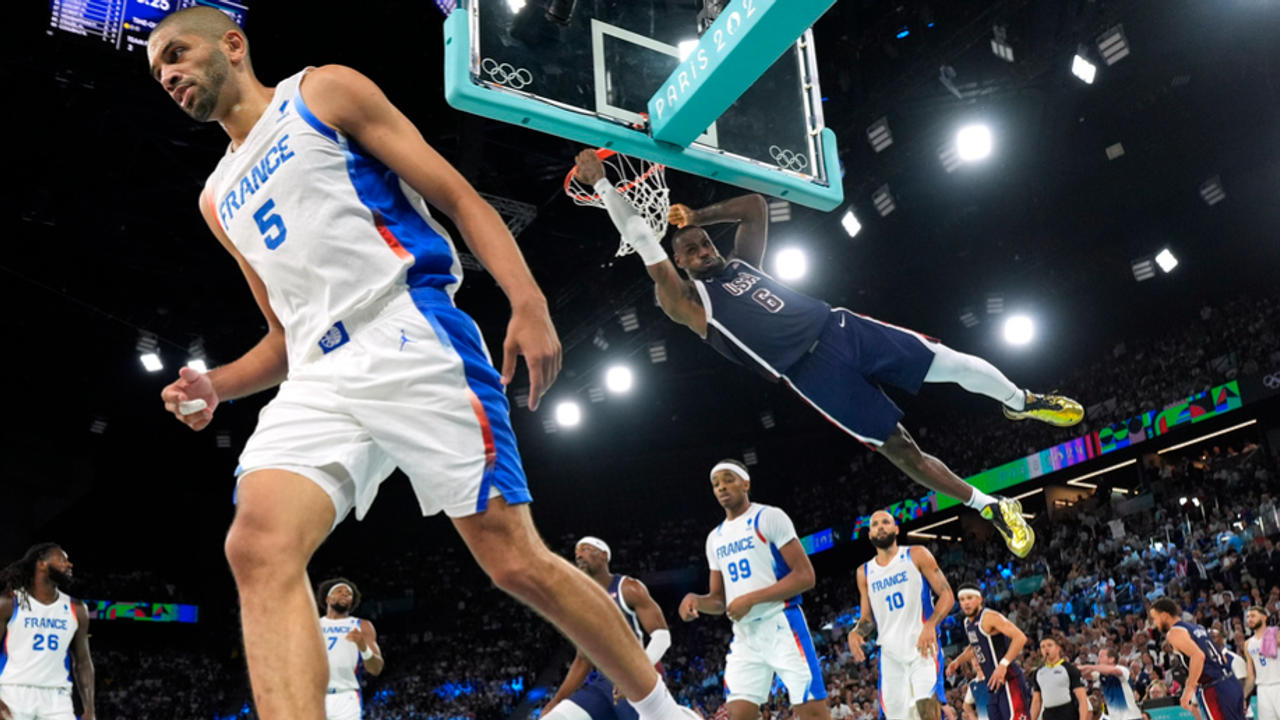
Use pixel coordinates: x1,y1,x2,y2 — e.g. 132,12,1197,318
60,293,1280,719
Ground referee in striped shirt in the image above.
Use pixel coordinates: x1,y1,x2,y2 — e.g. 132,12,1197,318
1031,637,1089,720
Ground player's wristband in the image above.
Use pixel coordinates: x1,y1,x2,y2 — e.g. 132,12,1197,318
361,647,375,661
999,658,1010,667
593,179,667,266
644,629,671,665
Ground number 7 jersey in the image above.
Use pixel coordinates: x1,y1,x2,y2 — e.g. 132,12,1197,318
203,68,463,370
706,503,802,624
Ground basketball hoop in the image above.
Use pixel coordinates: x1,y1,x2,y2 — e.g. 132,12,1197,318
565,148,669,257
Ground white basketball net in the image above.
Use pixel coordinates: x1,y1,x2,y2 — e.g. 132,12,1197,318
565,152,669,257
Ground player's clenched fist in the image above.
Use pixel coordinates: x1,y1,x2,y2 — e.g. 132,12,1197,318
160,365,219,431
668,203,698,228
679,593,700,621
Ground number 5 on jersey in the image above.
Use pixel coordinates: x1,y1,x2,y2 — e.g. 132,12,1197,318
254,198,288,250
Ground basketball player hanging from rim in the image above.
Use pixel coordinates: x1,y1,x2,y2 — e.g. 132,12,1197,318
572,150,1085,558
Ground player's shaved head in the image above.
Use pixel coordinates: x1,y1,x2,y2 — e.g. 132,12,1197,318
151,6,244,48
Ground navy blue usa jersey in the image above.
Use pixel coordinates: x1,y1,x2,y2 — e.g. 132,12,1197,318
1174,621,1233,683
693,259,830,378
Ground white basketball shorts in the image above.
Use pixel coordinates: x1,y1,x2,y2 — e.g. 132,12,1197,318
1256,684,1280,720
325,689,362,720
0,685,76,720
877,650,945,720
236,287,530,525
723,606,826,706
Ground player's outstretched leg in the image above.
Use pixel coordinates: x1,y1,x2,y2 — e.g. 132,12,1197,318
453,498,692,720
224,470,337,720
922,343,1083,427
879,425,1034,558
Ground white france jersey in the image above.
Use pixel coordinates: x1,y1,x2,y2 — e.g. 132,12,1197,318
706,503,800,624
1248,637,1280,686
321,616,364,693
0,590,77,689
864,547,934,662
204,68,462,370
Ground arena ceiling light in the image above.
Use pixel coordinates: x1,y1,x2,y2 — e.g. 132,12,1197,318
506,0,526,12
1096,24,1130,65
775,247,807,281
136,332,163,373
1155,248,1178,273
1071,52,1097,84
186,338,208,374
866,117,893,153
604,365,633,394
555,400,582,428
1002,315,1034,346
677,39,699,61
871,185,896,217
841,210,862,238
955,125,992,162
1131,257,1157,282
990,25,1014,62
1200,176,1226,206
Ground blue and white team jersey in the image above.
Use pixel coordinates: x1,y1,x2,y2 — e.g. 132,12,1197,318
864,547,934,662
320,616,363,694
0,590,77,689
693,259,831,380
1097,666,1141,720
705,503,800,624
204,68,463,370
1173,621,1234,684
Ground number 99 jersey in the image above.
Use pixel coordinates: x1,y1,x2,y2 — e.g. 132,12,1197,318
705,503,800,624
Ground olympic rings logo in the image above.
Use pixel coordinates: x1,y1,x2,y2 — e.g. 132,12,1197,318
769,145,809,172
481,58,533,90
1264,372,1280,390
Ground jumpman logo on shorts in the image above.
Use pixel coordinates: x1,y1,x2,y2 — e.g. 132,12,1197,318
399,330,415,351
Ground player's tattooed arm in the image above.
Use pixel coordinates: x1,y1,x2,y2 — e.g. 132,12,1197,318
854,616,876,639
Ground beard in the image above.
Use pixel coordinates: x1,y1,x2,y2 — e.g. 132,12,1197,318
187,49,230,122
329,602,351,615
869,531,898,549
47,567,73,589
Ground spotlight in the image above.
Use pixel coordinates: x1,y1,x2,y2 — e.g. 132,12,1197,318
866,117,893,153
1105,142,1125,160
545,0,576,25
1071,53,1097,84
187,337,208,373
677,39,699,61
872,185,896,217
1096,24,1130,65
555,401,582,428
506,0,525,11
1200,176,1226,206
1131,258,1157,282
841,210,862,238
775,248,807,281
605,365,633,394
137,332,163,373
187,358,209,374
1155,248,1178,273
990,25,1014,62
956,125,992,162
1003,315,1034,346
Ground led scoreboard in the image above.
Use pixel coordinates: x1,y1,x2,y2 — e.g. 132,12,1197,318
48,0,249,53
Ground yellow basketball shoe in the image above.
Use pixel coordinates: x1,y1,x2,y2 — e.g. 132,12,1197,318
1002,390,1084,427
980,497,1035,558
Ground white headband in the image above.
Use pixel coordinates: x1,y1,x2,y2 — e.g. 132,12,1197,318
576,536,611,561
710,462,750,482
327,583,353,598
958,588,983,600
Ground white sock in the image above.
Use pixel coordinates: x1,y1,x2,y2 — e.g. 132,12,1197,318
965,488,998,510
631,677,681,720
923,344,1023,409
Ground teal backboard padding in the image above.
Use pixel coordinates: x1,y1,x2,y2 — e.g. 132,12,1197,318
442,4,843,211
648,0,837,148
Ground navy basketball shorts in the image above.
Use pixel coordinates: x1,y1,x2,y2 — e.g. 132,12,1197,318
564,676,639,720
1199,677,1247,720
986,672,1032,720
782,308,938,446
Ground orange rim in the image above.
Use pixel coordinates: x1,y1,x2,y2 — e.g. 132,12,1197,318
564,148,665,202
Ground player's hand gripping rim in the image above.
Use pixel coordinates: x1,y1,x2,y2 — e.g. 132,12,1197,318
160,365,219,431
501,298,562,411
